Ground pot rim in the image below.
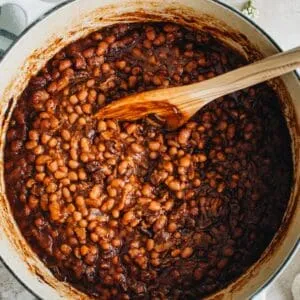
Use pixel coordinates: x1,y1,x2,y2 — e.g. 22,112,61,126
0,0,299,299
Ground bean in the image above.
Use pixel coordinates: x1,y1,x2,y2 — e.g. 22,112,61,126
128,76,137,87
198,154,207,162
49,202,60,221
153,34,165,46
97,94,106,105
171,249,181,257
78,90,88,101
132,47,142,58
47,82,57,93
102,199,115,212
143,39,152,49
90,185,101,199
181,247,193,258
168,180,180,191
57,77,69,91
217,258,228,269
41,134,51,144
122,211,135,225
102,63,110,73
153,216,167,232
54,170,67,179
116,60,127,70
152,76,162,86
36,155,51,165
227,124,236,139
223,246,234,257
112,238,121,247
178,128,191,144
148,201,161,211
142,184,152,197
61,129,71,141
194,268,204,280
105,35,116,44
69,113,78,124
131,143,144,153
98,120,107,132
148,142,160,153
96,41,108,55
80,245,89,256
59,59,72,71
118,160,128,175
167,222,177,233
83,48,95,58
61,244,72,255
25,141,37,150
163,24,178,33
146,28,156,41
163,161,173,173
179,155,191,167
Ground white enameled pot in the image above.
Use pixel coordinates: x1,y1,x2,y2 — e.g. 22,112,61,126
0,1,299,299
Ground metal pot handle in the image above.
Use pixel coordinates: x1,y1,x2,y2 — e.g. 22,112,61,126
0,0,64,58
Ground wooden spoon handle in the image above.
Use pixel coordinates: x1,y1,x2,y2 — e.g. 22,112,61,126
176,46,300,115
95,46,300,127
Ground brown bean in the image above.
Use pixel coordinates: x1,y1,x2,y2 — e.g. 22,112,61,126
78,90,88,101
148,141,160,151
118,160,128,175
146,239,154,251
61,129,71,141
115,60,127,70
90,185,101,199
171,249,181,257
179,155,191,167
131,143,144,153
227,124,236,139
142,184,152,197
36,155,51,165
59,59,72,71
181,247,193,258
223,246,234,257
132,47,142,58
83,48,95,58
146,28,156,41
168,180,181,191
60,244,72,255
194,268,204,280
128,76,137,87
148,201,161,211
96,41,108,55
167,222,177,233
163,24,178,33
178,128,191,144
163,161,173,173
122,211,135,225
153,216,167,232
217,258,229,269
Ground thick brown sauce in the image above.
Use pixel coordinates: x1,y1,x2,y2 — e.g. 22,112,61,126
4,23,292,299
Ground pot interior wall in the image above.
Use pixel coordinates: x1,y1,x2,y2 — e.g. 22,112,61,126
0,1,299,299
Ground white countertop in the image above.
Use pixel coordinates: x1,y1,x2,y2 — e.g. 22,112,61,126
225,0,300,51
0,1,299,299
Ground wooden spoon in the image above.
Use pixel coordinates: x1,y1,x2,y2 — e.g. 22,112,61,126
95,46,300,129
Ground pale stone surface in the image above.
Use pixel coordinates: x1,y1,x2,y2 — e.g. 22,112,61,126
0,1,299,299
0,261,36,300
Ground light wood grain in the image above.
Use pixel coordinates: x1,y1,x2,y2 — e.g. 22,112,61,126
95,46,300,128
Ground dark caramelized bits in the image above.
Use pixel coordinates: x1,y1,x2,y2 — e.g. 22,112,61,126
4,22,292,299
